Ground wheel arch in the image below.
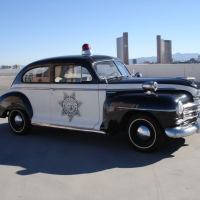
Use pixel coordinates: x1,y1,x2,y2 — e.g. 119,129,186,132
0,91,33,119
120,110,164,131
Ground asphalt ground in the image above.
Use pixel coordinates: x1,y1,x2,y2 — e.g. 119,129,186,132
0,75,200,199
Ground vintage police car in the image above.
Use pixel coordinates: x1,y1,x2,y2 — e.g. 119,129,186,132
0,44,200,152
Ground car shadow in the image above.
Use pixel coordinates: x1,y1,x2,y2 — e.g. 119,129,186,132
0,123,186,176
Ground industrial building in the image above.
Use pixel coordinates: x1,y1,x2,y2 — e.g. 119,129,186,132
157,35,172,64
0,65,22,69
116,32,129,64
132,59,137,64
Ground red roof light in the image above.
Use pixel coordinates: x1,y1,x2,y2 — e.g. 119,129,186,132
82,43,93,56
82,44,91,51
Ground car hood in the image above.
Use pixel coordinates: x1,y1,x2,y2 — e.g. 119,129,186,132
108,76,197,88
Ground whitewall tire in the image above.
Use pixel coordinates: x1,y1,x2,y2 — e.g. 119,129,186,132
8,110,32,135
126,114,165,153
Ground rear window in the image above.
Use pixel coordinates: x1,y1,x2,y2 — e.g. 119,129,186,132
22,66,50,83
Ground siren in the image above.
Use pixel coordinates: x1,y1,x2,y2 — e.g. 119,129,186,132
82,44,93,56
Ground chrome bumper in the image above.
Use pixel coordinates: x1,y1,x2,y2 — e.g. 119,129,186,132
165,116,200,138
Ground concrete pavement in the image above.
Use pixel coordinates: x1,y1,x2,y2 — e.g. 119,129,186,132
0,76,200,199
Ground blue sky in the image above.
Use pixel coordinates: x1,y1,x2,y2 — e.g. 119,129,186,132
0,0,199,65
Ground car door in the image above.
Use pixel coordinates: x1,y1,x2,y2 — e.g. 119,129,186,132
50,63,100,129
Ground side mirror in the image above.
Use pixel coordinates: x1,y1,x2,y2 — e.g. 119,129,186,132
132,70,142,78
135,72,142,78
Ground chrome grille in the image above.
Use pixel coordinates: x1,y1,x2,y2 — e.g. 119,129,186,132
183,106,198,126
181,90,200,126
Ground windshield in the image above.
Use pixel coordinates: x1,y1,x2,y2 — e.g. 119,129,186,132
115,61,130,76
94,61,130,79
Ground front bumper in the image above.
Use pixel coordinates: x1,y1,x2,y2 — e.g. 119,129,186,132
165,114,200,138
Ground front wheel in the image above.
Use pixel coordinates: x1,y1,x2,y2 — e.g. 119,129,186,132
8,110,32,135
126,114,165,153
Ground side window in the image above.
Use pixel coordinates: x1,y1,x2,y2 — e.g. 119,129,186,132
54,64,92,83
23,66,50,83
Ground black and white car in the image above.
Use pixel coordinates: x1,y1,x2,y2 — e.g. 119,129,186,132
0,44,200,152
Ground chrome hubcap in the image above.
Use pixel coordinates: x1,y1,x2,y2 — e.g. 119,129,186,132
136,125,150,141
14,115,23,126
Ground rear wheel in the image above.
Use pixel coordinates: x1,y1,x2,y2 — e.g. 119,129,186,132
8,110,32,135
126,114,165,153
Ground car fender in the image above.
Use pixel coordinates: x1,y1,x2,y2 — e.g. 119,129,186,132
102,92,188,134
0,91,33,119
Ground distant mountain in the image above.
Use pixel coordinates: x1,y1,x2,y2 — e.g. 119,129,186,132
172,53,199,62
130,53,200,64
130,56,157,64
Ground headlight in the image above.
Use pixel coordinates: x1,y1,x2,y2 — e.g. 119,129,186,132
142,81,158,92
176,101,184,116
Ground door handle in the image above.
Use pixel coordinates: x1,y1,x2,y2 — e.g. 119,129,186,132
50,88,55,93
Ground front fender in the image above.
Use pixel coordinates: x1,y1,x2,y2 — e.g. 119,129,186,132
102,92,192,134
0,91,33,119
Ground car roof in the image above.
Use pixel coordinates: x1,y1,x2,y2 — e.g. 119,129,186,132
25,55,122,68
12,55,123,85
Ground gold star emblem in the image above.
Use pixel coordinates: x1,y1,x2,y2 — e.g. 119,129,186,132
58,92,83,122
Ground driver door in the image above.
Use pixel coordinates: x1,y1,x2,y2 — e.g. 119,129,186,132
50,63,100,129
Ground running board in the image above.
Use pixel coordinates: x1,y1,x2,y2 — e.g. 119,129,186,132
32,122,106,135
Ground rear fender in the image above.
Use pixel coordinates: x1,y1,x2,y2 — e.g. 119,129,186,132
0,91,33,119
